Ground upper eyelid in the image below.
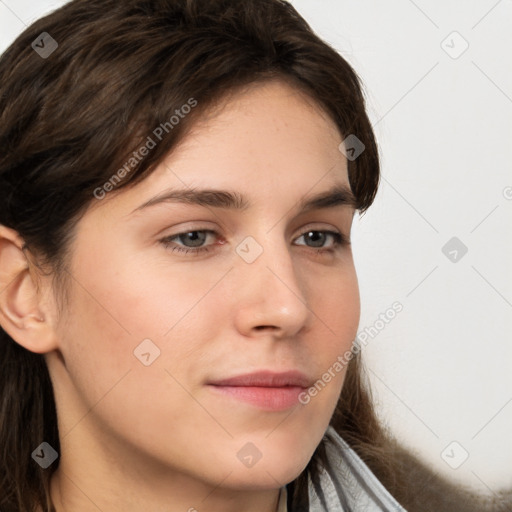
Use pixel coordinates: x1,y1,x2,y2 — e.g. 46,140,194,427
164,220,347,236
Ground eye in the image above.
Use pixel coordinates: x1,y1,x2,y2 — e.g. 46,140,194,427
294,230,349,254
159,229,217,255
159,228,349,256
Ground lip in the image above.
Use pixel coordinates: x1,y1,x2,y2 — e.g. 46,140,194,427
207,370,312,411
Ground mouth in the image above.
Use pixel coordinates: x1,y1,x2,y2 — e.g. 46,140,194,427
207,370,312,411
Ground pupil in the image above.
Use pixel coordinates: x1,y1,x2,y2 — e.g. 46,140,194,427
308,231,324,247
182,231,206,247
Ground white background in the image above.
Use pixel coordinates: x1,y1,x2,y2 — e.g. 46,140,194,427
1,0,511,495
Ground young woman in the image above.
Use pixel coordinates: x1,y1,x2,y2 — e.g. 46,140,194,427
0,1,509,510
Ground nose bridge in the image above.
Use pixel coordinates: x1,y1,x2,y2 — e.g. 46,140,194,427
233,227,310,336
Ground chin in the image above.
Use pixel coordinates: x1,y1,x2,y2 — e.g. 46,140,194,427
221,449,312,490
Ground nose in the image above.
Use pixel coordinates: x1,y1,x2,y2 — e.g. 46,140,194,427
232,234,311,340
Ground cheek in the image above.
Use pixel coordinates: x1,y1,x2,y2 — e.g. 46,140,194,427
55,278,134,407
57,252,220,400
311,262,360,349
54,263,205,450
304,265,360,401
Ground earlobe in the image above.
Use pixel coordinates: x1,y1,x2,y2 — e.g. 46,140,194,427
0,225,59,354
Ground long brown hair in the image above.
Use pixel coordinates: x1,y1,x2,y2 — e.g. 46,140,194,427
0,1,509,511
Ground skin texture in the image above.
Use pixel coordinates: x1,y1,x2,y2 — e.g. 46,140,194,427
0,79,360,512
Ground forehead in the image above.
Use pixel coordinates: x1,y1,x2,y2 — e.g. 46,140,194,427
87,78,349,217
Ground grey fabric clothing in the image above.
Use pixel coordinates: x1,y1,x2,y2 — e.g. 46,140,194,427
287,426,407,511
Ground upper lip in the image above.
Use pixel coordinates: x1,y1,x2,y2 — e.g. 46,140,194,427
208,370,312,388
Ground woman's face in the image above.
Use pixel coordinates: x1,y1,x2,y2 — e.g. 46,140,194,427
46,79,360,499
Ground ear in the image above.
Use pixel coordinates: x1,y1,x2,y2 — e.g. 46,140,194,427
0,224,59,353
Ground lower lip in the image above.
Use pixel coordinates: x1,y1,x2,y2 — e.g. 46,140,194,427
208,385,305,411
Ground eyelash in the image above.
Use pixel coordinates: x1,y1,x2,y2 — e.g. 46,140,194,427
159,228,349,256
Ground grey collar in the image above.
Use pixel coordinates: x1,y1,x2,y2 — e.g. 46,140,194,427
299,426,407,511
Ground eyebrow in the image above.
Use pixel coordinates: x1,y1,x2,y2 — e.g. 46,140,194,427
130,183,358,215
